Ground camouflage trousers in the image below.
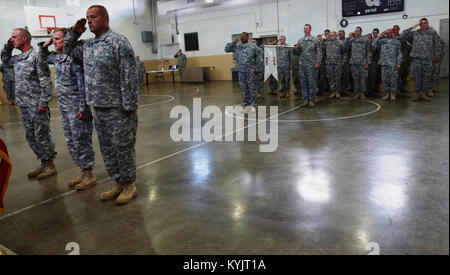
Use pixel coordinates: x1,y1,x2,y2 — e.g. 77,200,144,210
300,65,317,101
341,63,351,93
278,68,291,93
268,75,278,92
431,61,442,89
291,69,301,90
412,60,433,93
398,61,411,92
238,71,257,106
2,81,15,100
94,107,138,184
255,71,264,93
317,64,329,92
351,64,368,93
368,63,381,94
381,66,399,93
19,107,57,161
326,64,342,92
60,110,95,169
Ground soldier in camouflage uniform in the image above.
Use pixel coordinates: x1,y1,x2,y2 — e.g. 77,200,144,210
291,53,301,96
136,56,146,85
273,35,292,98
0,62,15,105
39,28,96,190
402,18,442,101
339,30,351,95
325,32,346,99
431,37,446,93
251,38,264,96
348,27,372,100
65,5,139,205
174,49,187,81
225,32,260,112
366,33,381,97
393,25,412,96
293,24,322,107
317,31,330,96
1,28,57,180
376,29,403,101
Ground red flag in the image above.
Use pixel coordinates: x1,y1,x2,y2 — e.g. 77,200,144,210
0,126,12,214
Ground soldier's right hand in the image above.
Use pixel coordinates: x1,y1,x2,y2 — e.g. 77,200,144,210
73,18,87,35
412,23,420,29
5,38,13,49
233,37,240,44
42,38,53,48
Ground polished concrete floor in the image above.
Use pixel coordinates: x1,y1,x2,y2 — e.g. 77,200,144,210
0,80,448,255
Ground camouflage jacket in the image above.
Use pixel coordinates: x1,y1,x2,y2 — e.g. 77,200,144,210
402,27,441,61
64,28,139,111
375,38,403,67
39,43,89,114
339,37,351,64
225,41,260,72
293,35,322,67
324,39,347,65
174,53,187,68
0,62,15,82
348,36,372,65
276,45,292,69
1,46,52,107
255,46,264,73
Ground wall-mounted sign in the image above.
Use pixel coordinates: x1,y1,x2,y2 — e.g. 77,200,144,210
342,0,404,17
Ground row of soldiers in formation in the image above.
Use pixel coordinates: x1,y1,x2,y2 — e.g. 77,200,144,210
225,18,445,111
1,5,140,205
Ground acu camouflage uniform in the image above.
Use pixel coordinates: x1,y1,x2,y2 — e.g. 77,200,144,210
394,34,412,94
291,53,301,92
431,37,446,89
39,42,95,170
0,62,15,100
255,45,264,93
324,39,347,93
339,37,352,94
348,36,372,94
1,46,56,161
318,38,330,93
368,38,381,95
402,27,441,94
64,28,139,185
225,41,260,106
375,38,403,93
294,35,322,101
137,60,146,84
276,45,292,94
174,53,187,80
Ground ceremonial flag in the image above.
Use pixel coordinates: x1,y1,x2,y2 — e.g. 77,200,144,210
0,126,12,214
264,47,278,82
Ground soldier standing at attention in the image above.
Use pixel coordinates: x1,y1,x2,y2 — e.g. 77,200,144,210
174,49,187,81
1,28,57,180
250,38,264,97
291,53,301,97
225,32,260,113
402,18,441,102
0,62,15,105
338,30,351,96
430,37,445,94
273,35,292,98
325,31,346,99
348,27,371,100
393,25,412,96
293,24,322,108
136,56,146,85
39,28,96,190
376,29,403,101
64,5,139,205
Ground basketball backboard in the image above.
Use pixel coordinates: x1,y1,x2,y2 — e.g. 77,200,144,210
24,6,81,37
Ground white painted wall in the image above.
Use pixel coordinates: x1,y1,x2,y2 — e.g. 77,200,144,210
169,0,449,57
0,0,157,60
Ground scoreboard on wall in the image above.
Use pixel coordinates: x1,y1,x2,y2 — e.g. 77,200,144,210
342,0,405,17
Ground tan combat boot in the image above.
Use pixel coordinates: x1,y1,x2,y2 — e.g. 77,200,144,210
390,93,396,101
68,168,84,188
75,168,97,190
28,161,45,178
382,93,390,100
352,92,360,100
412,92,421,101
336,92,341,99
360,93,366,100
308,101,315,107
426,91,434,98
100,184,123,201
116,183,138,205
421,93,431,101
37,160,57,180
300,100,309,107
329,92,336,98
